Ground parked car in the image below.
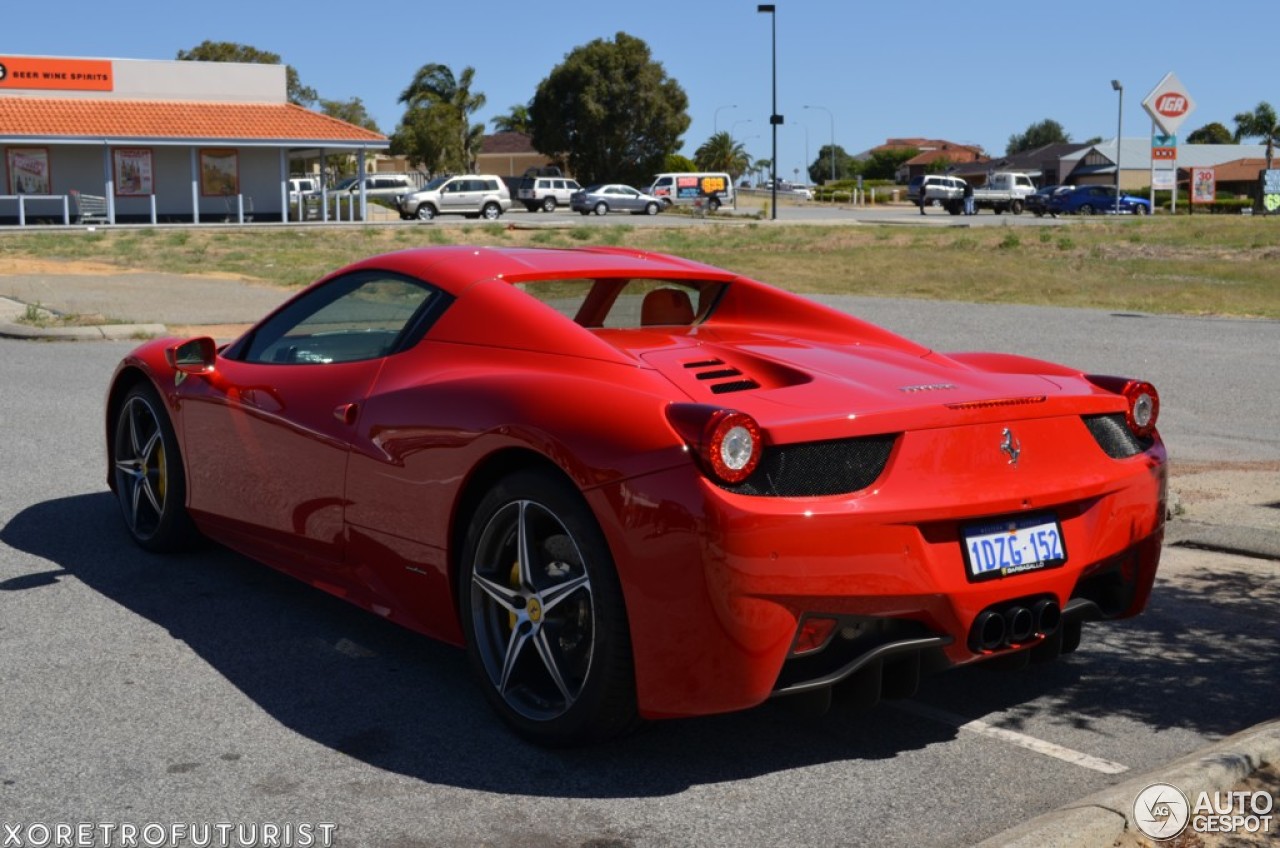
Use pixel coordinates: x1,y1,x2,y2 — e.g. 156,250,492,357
329,175,414,202
517,175,582,212
906,174,966,206
570,184,663,216
287,177,318,198
398,175,511,220
1048,185,1151,216
108,246,1166,746
1024,185,1066,217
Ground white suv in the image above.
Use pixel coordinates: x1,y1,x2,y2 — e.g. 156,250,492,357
399,175,511,221
517,176,583,212
908,174,966,204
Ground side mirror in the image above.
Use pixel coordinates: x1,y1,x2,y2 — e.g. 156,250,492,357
166,337,217,374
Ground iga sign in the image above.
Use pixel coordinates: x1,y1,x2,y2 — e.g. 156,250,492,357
1142,72,1195,135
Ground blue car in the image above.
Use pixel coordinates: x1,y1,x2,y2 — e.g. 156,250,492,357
1048,185,1151,216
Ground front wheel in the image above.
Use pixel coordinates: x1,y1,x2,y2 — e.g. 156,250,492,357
1079,204,1094,216
1134,204,1148,216
112,383,196,552
482,202,502,220
1010,199,1024,215
416,205,436,221
644,202,659,216
594,202,608,216
460,469,638,746
707,198,720,213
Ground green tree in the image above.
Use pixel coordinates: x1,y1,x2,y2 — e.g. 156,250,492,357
390,106,456,173
1006,119,1070,155
1233,102,1280,169
395,64,487,173
176,41,316,107
809,144,851,184
319,97,380,133
491,104,532,134
694,132,751,179
1186,122,1233,144
664,153,697,172
753,158,771,185
530,32,690,186
862,147,918,181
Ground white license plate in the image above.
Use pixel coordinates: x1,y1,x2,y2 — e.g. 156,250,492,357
962,514,1066,581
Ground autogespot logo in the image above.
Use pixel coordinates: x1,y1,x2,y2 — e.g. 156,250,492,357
1134,782,1191,840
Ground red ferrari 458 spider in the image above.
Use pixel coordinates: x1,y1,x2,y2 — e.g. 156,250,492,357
107,246,1166,745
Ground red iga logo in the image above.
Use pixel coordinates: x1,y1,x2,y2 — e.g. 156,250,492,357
1155,93,1189,118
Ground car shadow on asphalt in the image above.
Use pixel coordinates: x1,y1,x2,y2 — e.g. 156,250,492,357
4,492,1277,799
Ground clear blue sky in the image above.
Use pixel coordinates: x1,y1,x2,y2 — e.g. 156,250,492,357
14,0,1270,181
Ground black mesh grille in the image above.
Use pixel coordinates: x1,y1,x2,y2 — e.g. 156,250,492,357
723,435,898,497
1083,413,1152,459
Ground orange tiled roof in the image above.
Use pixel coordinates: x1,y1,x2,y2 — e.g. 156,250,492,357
0,97,387,145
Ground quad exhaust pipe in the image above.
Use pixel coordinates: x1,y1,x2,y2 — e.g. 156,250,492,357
969,598,1061,653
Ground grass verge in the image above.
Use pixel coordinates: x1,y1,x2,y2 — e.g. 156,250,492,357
1,216,1278,317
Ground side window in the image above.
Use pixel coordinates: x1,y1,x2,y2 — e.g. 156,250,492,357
239,272,445,365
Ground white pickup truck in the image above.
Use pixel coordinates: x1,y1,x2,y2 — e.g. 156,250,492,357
967,171,1037,215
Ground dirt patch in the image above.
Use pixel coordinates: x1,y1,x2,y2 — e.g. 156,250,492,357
0,256,126,276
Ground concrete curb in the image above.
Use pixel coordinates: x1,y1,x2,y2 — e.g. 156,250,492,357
0,320,167,341
975,719,1280,847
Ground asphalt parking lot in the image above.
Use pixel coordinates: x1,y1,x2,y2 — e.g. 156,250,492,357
1,262,1277,847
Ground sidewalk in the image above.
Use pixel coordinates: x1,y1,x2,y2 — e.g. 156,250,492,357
0,270,291,340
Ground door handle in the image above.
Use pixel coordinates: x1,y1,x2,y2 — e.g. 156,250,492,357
333,403,359,425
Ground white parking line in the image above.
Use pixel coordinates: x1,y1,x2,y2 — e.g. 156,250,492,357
894,701,1130,775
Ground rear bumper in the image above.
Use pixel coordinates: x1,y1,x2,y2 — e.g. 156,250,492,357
591,423,1167,719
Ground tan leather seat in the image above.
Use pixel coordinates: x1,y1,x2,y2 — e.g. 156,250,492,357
640,288,695,326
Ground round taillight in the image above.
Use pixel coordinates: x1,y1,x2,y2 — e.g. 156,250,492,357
706,411,761,484
1124,381,1159,438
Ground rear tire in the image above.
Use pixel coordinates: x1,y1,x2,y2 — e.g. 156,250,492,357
541,197,557,213
460,469,638,746
482,202,502,220
1079,203,1094,216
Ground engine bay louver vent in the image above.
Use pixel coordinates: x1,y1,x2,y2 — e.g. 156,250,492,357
721,435,899,497
683,358,761,394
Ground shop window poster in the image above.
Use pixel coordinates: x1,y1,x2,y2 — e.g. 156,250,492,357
114,148,153,196
6,148,50,194
199,148,239,196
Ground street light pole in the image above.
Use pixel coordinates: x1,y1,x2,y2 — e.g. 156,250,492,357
714,104,738,135
804,104,835,184
1111,79,1123,215
758,4,779,220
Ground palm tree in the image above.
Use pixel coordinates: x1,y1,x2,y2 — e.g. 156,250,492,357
694,132,751,181
399,64,487,172
491,104,531,135
1232,102,1279,170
